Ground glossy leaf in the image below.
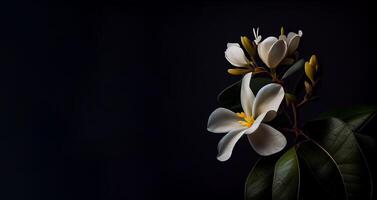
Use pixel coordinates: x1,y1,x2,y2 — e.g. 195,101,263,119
217,77,272,112
304,118,372,200
298,141,347,199
249,77,273,94
245,158,275,200
355,133,376,158
217,80,243,111
282,59,305,79
272,147,300,200
318,105,377,132
354,133,375,200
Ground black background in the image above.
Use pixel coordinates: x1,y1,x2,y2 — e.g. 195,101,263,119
1,0,376,199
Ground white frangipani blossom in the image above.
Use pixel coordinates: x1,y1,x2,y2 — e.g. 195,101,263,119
279,30,303,55
207,73,287,161
225,43,250,67
257,36,288,69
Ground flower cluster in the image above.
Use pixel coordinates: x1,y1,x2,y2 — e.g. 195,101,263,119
206,26,376,200
225,27,302,76
207,27,316,161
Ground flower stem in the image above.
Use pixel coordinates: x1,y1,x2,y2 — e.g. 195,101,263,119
271,68,277,80
296,95,309,108
291,102,300,137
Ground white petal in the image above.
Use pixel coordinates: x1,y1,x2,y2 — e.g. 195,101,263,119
266,39,287,68
298,30,303,37
286,32,301,55
227,43,240,48
254,35,262,45
257,37,278,67
286,32,297,41
241,72,255,117
247,123,287,156
217,128,247,161
252,83,284,121
207,108,243,133
225,44,249,67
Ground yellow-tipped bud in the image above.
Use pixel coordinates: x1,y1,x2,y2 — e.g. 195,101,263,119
280,26,285,36
304,81,312,94
305,54,319,84
227,68,252,76
305,62,315,84
309,55,317,66
241,36,257,58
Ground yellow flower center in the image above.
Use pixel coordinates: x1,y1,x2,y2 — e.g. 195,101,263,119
236,112,255,127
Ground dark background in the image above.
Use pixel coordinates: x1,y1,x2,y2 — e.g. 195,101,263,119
1,0,376,199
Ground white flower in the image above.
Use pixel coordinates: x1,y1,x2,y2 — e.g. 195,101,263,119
207,73,287,161
279,30,303,56
225,43,250,67
257,36,288,69
253,27,262,45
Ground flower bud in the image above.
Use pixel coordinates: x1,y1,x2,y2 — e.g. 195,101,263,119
304,55,319,84
227,68,252,76
309,55,317,66
241,36,257,58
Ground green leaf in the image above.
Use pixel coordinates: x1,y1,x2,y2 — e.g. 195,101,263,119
354,133,375,199
272,147,300,200
280,60,305,93
249,77,273,94
217,80,243,112
245,158,275,200
282,59,305,79
355,133,376,158
297,141,347,199
304,118,372,200
217,77,272,112
318,105,377,132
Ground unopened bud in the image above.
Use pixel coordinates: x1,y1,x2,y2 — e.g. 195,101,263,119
309,55,317,66
241,36,257,58
227,68,252,76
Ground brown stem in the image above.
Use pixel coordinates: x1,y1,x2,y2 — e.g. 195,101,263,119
291,102,299,137
296,96,309,108
297,80,319,108
271,68,277,80
297,129,310,139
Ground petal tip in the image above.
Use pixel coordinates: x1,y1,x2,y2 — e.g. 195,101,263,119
216,154,229,162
